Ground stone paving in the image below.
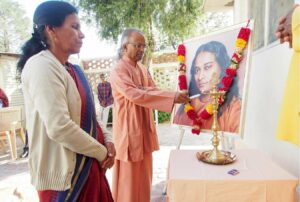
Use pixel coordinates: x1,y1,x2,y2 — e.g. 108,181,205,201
0,123,218,202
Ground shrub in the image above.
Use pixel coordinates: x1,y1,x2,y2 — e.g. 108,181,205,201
157,111,171,123
108,109,171,124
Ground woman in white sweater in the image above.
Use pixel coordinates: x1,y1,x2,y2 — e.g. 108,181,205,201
17,1,115,201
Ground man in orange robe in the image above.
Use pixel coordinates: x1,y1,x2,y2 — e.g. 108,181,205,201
110,28,189,202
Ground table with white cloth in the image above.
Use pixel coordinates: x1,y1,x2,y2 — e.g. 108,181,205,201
167,149,298,202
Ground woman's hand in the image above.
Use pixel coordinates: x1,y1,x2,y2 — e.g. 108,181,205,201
101,142,116,170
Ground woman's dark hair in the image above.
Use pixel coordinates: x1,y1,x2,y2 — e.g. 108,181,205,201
17,1,78,73
189,41,239,104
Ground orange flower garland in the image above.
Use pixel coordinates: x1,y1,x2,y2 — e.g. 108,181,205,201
177,27,251,135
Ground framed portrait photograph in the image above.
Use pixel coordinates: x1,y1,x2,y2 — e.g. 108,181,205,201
172,21,254,136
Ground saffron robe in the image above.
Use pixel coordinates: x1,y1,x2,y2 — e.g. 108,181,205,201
110,58,176,202
110,59,176,162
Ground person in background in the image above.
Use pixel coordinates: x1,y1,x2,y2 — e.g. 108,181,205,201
97,73,114,129
0,88,9,108
17,1,114,201
173,41,241,133
275,1,300,146
110,28,190,202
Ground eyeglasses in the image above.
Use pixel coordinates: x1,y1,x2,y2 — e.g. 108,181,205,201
128,42,147,49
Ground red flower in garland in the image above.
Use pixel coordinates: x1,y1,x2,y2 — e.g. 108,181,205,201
226,68,237,77
200,109,212,119
222,76,233,88
192,128,201,134
178,75,188,90
193,119,202,126
238,27,251,42
187,110,197,120
218,96,224,105
177,44,186,56
231,52,242,64
192,119,202,134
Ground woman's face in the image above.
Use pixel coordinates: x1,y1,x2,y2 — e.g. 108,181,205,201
51,13,84,54
194,51,221,93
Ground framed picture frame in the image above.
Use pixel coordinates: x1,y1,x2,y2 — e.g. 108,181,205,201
171,21,254,137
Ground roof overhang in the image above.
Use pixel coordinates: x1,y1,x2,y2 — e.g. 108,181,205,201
203,0,234,12
0,52,20,58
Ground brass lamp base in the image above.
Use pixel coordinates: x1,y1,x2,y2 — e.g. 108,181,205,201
196,73,237,165
196,150,236,165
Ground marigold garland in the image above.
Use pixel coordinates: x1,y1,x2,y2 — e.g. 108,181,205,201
177,26,251,135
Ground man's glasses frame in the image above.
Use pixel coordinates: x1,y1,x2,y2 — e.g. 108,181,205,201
128,42,147,49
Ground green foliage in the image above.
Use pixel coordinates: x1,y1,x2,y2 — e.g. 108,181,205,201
108,107,113,123
76,0,203,54
157,111,171,123
0,0,30,52
108,108,170,124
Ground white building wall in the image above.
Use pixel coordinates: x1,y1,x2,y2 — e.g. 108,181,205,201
243,42,299,194
233,0,299,197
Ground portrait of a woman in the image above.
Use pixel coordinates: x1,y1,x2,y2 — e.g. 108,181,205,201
173,41,241,133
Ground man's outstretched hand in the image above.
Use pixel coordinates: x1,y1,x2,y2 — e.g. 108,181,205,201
174,92,190,104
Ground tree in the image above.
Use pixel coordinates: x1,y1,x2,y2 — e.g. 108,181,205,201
76,0,204,64
0,0,30,53
196,11,233,35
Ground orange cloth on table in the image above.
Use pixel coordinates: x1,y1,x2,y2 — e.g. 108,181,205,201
110,59,176,202
166,150,298,202
173,96,241,133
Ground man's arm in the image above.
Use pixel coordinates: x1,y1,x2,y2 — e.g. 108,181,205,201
110,68,189,112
